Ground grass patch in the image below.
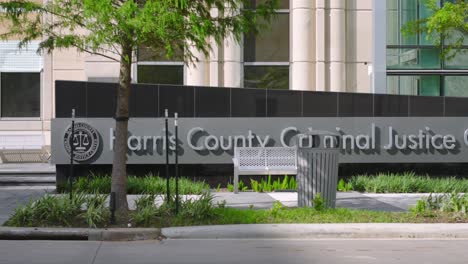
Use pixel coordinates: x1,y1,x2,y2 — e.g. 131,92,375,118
343,172,468,193
65,173,209,195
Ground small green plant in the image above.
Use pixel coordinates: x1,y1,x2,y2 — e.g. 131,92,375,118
337,179,352,192
251,179,261,192
239,180,248,191
227,180,248,192
179,192,217,221
81,203,108,228
5,200,35,227
215,184,222,192
132,195,158,227
250,175,297,193
411,193,468,217
217,200,227,209
70,173,209,195
134,195,157,210
345,172,468,193
85,193,108,209
313,193,325,212
4,192,107,228
270,201,284,218
410,200,429,216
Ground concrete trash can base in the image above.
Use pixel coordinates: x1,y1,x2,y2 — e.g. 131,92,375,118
297,132,340,208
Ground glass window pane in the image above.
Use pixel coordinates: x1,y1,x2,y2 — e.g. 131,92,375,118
137,46,183,62
244,14,289,62
387,75,440,96
387,0,437,45
445,50,468,69
387,76,417,95
386,0,399,45
420,75,440,96
248,0,289,9
137,65,183,85
445,76,468,97
400,0,418,45
387,48,441,69
244,66,289,89
1,73,40,117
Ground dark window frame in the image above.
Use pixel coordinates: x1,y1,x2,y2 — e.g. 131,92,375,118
0,72,41,118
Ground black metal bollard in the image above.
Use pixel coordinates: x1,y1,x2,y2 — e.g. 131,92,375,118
68,109,75,201
165,109,170,203
110,192,116,224
174,113,179,214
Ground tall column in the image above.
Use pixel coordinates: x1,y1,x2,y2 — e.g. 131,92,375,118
373,0,387,94
186,45,208,86
223,35,242,88
329,0,346,92
291,0,315,91
209,8,221,87
315,0,326,91
223,3,242,88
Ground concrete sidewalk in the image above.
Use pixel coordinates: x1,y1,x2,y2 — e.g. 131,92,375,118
212,192,425,212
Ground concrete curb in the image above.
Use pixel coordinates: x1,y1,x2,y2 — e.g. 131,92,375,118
0,227,161,241
162,224,468,239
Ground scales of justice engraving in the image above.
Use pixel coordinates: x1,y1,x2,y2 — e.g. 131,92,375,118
74,131,90,151
63,122,100,162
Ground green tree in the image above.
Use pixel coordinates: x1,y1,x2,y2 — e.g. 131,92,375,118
404,0,468,58
0,0,278,214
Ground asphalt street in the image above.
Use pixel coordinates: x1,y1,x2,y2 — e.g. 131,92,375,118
0,239,467,264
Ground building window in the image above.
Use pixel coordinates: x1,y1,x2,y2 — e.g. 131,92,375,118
0,41,42,118
136,47,184,85
243,1,289,89
387,75,441,96
1,72,40,117
386,0,468,97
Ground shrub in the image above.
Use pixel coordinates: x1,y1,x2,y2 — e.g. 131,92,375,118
5,193,87,227
132,195,158,227
4,192,113,228
313,193,325,212
344,172,468,193
81,203,108,228
71,173,209,195
411,193,468,216
180,192,216,221
270,201,284,218
227,180,248,192
250,175,297,193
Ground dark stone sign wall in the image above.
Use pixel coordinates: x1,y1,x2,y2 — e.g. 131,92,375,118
55,80,468,119
54,81,468,184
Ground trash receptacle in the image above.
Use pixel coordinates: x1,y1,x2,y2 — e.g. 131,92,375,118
297,131,340,208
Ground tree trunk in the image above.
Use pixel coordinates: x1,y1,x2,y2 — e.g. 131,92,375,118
111,43,132,213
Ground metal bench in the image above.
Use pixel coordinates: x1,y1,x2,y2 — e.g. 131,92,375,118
0,134,50,163
232,147,297,194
